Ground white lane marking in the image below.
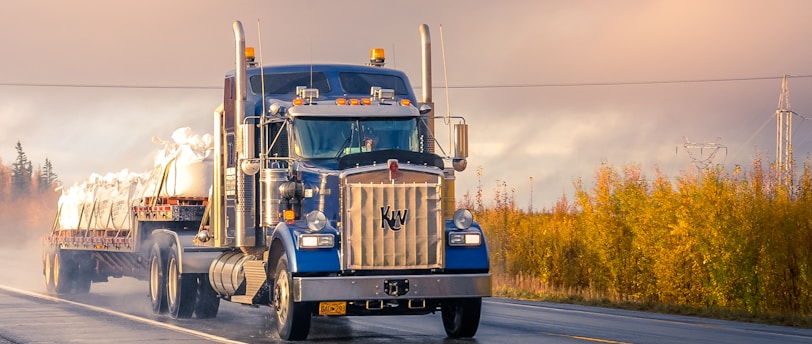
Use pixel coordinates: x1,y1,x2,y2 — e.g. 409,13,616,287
0,284,245,344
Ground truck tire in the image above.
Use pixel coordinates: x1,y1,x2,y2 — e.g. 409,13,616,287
271,255,310,341
194,274,220,319
72,252,93,294
149,243,168,314
441,297,482,338
166,246,196,319
53,248,74,295
44,249,55,293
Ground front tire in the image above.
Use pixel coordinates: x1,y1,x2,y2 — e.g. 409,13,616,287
441,298,482,338
271,255,311,341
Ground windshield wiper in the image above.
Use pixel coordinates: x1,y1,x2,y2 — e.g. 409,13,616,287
334,134,353,159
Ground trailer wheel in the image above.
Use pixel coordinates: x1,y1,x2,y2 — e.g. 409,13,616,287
53,248,74,295
441,297,482,338
44,249,55,293
194,274,220,319
166,246,196,319
72,252,93,294
148,243,167,314
271,255,310,341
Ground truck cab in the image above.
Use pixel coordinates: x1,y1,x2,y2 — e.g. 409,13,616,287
194,22,490,341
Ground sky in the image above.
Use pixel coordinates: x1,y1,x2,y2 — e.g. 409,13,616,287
3,0,812,210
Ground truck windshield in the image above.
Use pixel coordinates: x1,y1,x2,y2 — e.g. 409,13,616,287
293,117,420,159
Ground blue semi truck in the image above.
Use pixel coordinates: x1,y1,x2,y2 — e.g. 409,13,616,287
43,21,490,340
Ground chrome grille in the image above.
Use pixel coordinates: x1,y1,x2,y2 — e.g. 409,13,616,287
343,181,443,270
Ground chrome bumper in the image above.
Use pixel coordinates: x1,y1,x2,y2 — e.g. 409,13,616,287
291,273,491,302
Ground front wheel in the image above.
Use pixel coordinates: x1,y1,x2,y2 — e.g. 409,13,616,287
441,298,482,338
271,255,311,341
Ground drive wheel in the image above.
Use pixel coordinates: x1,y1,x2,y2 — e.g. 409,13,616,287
166,246,196,319
272,255,311,341
148,243,167,314
53,248,74,295
441,298,482,338
194,274,220,319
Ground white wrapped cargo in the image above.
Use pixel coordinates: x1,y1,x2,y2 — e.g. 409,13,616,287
57,128,213,230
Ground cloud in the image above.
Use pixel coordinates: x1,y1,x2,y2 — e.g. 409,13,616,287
3,0,812,211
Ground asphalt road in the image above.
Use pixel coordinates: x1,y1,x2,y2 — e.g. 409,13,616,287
2,245,811,343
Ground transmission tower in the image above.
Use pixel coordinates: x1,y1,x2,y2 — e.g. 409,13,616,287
681,137,727,180
776,75,792,173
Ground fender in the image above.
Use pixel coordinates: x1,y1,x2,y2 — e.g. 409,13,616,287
269,222,340,274
269,222,298,271
149,229,222,274
444,222,491,271
149,229,180,264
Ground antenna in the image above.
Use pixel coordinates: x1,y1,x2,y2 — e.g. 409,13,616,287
680,137,727,181
438,24,453,154
257,19,266,116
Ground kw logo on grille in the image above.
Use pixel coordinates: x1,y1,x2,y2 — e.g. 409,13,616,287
380,206,408,231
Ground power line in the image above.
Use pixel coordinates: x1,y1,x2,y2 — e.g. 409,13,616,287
2,74,812,90
0,82,220,90
447,74,812,89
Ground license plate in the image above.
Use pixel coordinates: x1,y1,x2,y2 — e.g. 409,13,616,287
318,301,347,316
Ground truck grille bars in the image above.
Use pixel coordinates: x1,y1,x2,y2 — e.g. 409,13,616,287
342,181,443,270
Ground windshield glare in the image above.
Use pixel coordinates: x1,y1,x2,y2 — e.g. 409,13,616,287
293,117,420,159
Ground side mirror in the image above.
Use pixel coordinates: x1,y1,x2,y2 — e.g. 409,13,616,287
418,103,432,115
453,123,468,172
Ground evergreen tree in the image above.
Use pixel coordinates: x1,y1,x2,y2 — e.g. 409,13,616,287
11,141,33,197
0,160,9,202
38,158,58,192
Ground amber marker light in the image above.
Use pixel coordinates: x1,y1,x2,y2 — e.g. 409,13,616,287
400,99,411,106
336,98,347,105
284,209,296,224
361,98,371,105
349,98,361,106
369,48,385,65
293,98,304,106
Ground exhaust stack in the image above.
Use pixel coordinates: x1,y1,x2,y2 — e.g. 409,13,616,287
232,21,257,249
420,24,435,154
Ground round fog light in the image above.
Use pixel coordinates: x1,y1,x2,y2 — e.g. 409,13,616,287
453,209,473,230
306,211,328,232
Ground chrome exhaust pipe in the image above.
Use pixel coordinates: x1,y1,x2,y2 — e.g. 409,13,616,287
419,24,435,154
232,21,256,248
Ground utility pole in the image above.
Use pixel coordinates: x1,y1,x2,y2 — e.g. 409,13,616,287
776,75,792,178
528,176,534,213
680,137,727,181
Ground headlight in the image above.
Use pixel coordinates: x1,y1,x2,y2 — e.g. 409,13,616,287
298,234,335,249
305,210,329,232
448,232,482,247
453,209,473,230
